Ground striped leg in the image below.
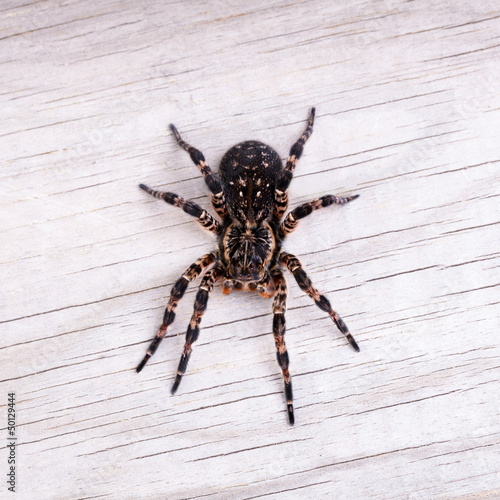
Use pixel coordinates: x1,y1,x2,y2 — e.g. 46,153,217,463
278,194,359,240
171,265,223,394
280,252,360,352
139,184,220,234
170,124,229,220
273,107,315,221
136,253,217,373
271,268,294,425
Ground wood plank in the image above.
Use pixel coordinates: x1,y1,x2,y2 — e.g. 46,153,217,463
1,0,499,498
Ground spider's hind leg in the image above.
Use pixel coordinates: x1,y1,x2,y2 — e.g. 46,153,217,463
169,123,228,219
136,253,217,373
271,268,295,425
171,265,224,394
280,252,360,352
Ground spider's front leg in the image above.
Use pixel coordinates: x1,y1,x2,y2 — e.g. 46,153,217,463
139,184,221,234
171,265,224,394
136,253,217,373
273,107,315,221
271,268,295,425
169,123,228,220
280,252,360,352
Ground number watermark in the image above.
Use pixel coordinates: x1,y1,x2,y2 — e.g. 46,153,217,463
7,393,16,493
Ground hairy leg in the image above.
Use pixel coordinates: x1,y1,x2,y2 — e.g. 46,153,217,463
139,184,221,234
273,108,315,221
170,124,228,220
271,267,295,425
171,265,224,393
278,193,359,239
280,252,359,352
136,253,217,372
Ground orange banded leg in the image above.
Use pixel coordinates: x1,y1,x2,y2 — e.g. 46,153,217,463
171,265,224,394
170,124,228,219
278,194,359,240
274,107,315,220
280,252,360,352
271,268,294,425
139,184,220,234
136,253,217,373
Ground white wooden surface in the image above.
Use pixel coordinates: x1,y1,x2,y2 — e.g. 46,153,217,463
1,1,499,499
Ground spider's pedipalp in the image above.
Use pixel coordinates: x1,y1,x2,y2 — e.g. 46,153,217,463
280,252,360,352
170,123,229,219
171,265,223,394
136,252,217,373
139,184,221,234
278,193,359,240
271,268,294,425
256,271,276,298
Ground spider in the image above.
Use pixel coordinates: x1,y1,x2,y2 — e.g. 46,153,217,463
136,108,360,425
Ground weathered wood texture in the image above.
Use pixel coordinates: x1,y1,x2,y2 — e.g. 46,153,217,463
1,1,499,498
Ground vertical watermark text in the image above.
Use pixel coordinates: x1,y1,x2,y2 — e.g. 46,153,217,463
7,393,16,493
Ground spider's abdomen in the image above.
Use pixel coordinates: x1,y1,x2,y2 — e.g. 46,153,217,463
219,141,282,224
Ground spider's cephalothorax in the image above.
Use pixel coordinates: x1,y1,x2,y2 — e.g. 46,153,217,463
137,108,360,425
221,221,275,283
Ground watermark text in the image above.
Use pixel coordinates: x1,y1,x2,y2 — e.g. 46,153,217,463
7,393,16,493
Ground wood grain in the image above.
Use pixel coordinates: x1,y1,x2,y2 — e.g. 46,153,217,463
1,1,499,498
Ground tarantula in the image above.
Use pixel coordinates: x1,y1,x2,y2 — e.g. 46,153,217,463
136,108,360,425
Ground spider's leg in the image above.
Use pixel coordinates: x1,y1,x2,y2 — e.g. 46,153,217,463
169,124,228,220
171,265,223,394
273,107,315,221
278,194,359,240
136,253,217,372
139,184,220,234
280,252,360,352
271,267,294,425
